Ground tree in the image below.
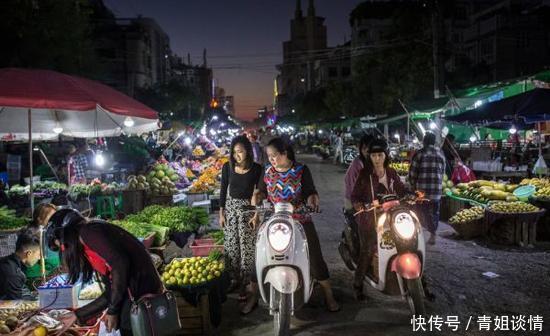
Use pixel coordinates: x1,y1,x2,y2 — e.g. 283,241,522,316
349,2,433,117
135,79,203,122
0,0,100,77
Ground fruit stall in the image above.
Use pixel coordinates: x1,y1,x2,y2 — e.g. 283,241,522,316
0,201,226,335
444,178,550,246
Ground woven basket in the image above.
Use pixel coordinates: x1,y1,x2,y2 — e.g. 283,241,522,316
449,217,483,239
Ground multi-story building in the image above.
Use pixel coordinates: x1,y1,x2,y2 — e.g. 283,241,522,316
277,0,327,103
277,0,352,115
113,17,172,96
171,54,213,110
349,0,550,89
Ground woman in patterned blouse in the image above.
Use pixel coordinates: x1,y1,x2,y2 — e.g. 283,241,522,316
254,138,340,312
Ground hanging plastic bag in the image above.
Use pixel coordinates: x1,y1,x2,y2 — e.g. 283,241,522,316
98,321,121,336
533,154,548,176
451,161,476,184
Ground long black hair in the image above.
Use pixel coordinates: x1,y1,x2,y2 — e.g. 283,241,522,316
62,219,94,284
358,134,375,165
229,135,254,170
267,137,296,162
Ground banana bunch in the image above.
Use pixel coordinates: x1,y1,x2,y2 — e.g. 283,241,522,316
488,201,539,214
520,178,550,189
390,162,409,176
449,206,484,225
534,186,550,200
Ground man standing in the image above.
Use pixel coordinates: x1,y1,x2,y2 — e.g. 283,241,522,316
0,231,41,299
409,132,446,245
333,132,344,164
68,142,89,185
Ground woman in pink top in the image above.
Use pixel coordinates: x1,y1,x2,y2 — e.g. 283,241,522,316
344,134,374,210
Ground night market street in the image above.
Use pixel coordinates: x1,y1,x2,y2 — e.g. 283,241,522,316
219,155,550,336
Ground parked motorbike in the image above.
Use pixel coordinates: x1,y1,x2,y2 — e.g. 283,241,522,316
343,145,358,165
338,193,427,315
251,202,314,336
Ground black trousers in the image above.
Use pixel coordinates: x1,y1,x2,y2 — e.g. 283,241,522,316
302,220,330,281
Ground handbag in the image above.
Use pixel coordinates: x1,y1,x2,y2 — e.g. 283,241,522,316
128,284,181,336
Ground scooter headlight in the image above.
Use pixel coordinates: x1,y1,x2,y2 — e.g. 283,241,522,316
268,222,292,252
393,212,415,240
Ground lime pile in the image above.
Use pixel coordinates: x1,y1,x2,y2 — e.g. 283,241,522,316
162,255,224,287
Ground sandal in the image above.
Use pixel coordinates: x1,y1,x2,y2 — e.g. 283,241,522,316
240,297,258,315
325,300,341,313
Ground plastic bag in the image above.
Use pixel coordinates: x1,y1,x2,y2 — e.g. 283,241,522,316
451,162,476,184
533,154,548,175
98,322,121,336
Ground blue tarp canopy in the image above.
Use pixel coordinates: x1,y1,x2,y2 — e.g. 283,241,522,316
444,88,550,126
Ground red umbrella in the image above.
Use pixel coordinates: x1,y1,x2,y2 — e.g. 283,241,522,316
0,68,160,210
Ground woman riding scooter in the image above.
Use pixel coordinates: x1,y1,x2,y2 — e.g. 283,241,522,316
253,137,340,312
351,138,405,301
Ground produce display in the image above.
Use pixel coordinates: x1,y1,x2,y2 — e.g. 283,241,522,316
126,205,209,233
126,175,150,191
487,201,540,214
192,146,205,157
146,163,179,196
189,166,221,193
204,230,224,245
441,174,454,193
533,186,550,200
0,301,39,334
390,162,409,176
448,206,484,225
520,178,550,189
0,206,29,230
162,252,224,287
69,179,122,198
451,180,519,203
7,185,29,197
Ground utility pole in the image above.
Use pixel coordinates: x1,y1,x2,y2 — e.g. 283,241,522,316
431,0,442,99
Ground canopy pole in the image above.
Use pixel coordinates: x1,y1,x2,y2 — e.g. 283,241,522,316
28,108,34,212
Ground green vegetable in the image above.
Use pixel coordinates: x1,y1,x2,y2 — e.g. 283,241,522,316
0,206,29,230
208,250,223,261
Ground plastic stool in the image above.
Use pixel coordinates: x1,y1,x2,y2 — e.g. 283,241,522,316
96,196,116,218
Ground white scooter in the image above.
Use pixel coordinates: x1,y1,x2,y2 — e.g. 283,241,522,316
252,202,313,336
339,193,427,315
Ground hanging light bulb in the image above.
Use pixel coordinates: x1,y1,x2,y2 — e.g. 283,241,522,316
469,135,477,143
53,122,63,134
509,126,517,134
429,121,437,130
394,133,400,140
212,115,219,121
123,116,135,127
184,137,192,145
95,151,105,167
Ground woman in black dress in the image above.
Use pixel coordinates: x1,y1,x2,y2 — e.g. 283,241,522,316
219,135,262,314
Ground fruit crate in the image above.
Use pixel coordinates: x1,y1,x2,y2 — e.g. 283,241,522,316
190,239,224,257
122,189,145,215
174,291,213,335
449,217,483,239
147,195,173,206
139,232,156,249
485,208,546,246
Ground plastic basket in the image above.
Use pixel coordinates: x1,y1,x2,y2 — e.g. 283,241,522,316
513,185,536,201
449,217,484,239
190,239,224,257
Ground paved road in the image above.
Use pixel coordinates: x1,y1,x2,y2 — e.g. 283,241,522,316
218,154,550,336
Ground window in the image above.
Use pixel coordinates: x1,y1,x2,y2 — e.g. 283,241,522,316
342,67,351,77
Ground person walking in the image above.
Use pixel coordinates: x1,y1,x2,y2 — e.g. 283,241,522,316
219,135,263,314
408,132,446,245
351,138,405,300
333,132,344,164
46,208,163,336
254,138,340,312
